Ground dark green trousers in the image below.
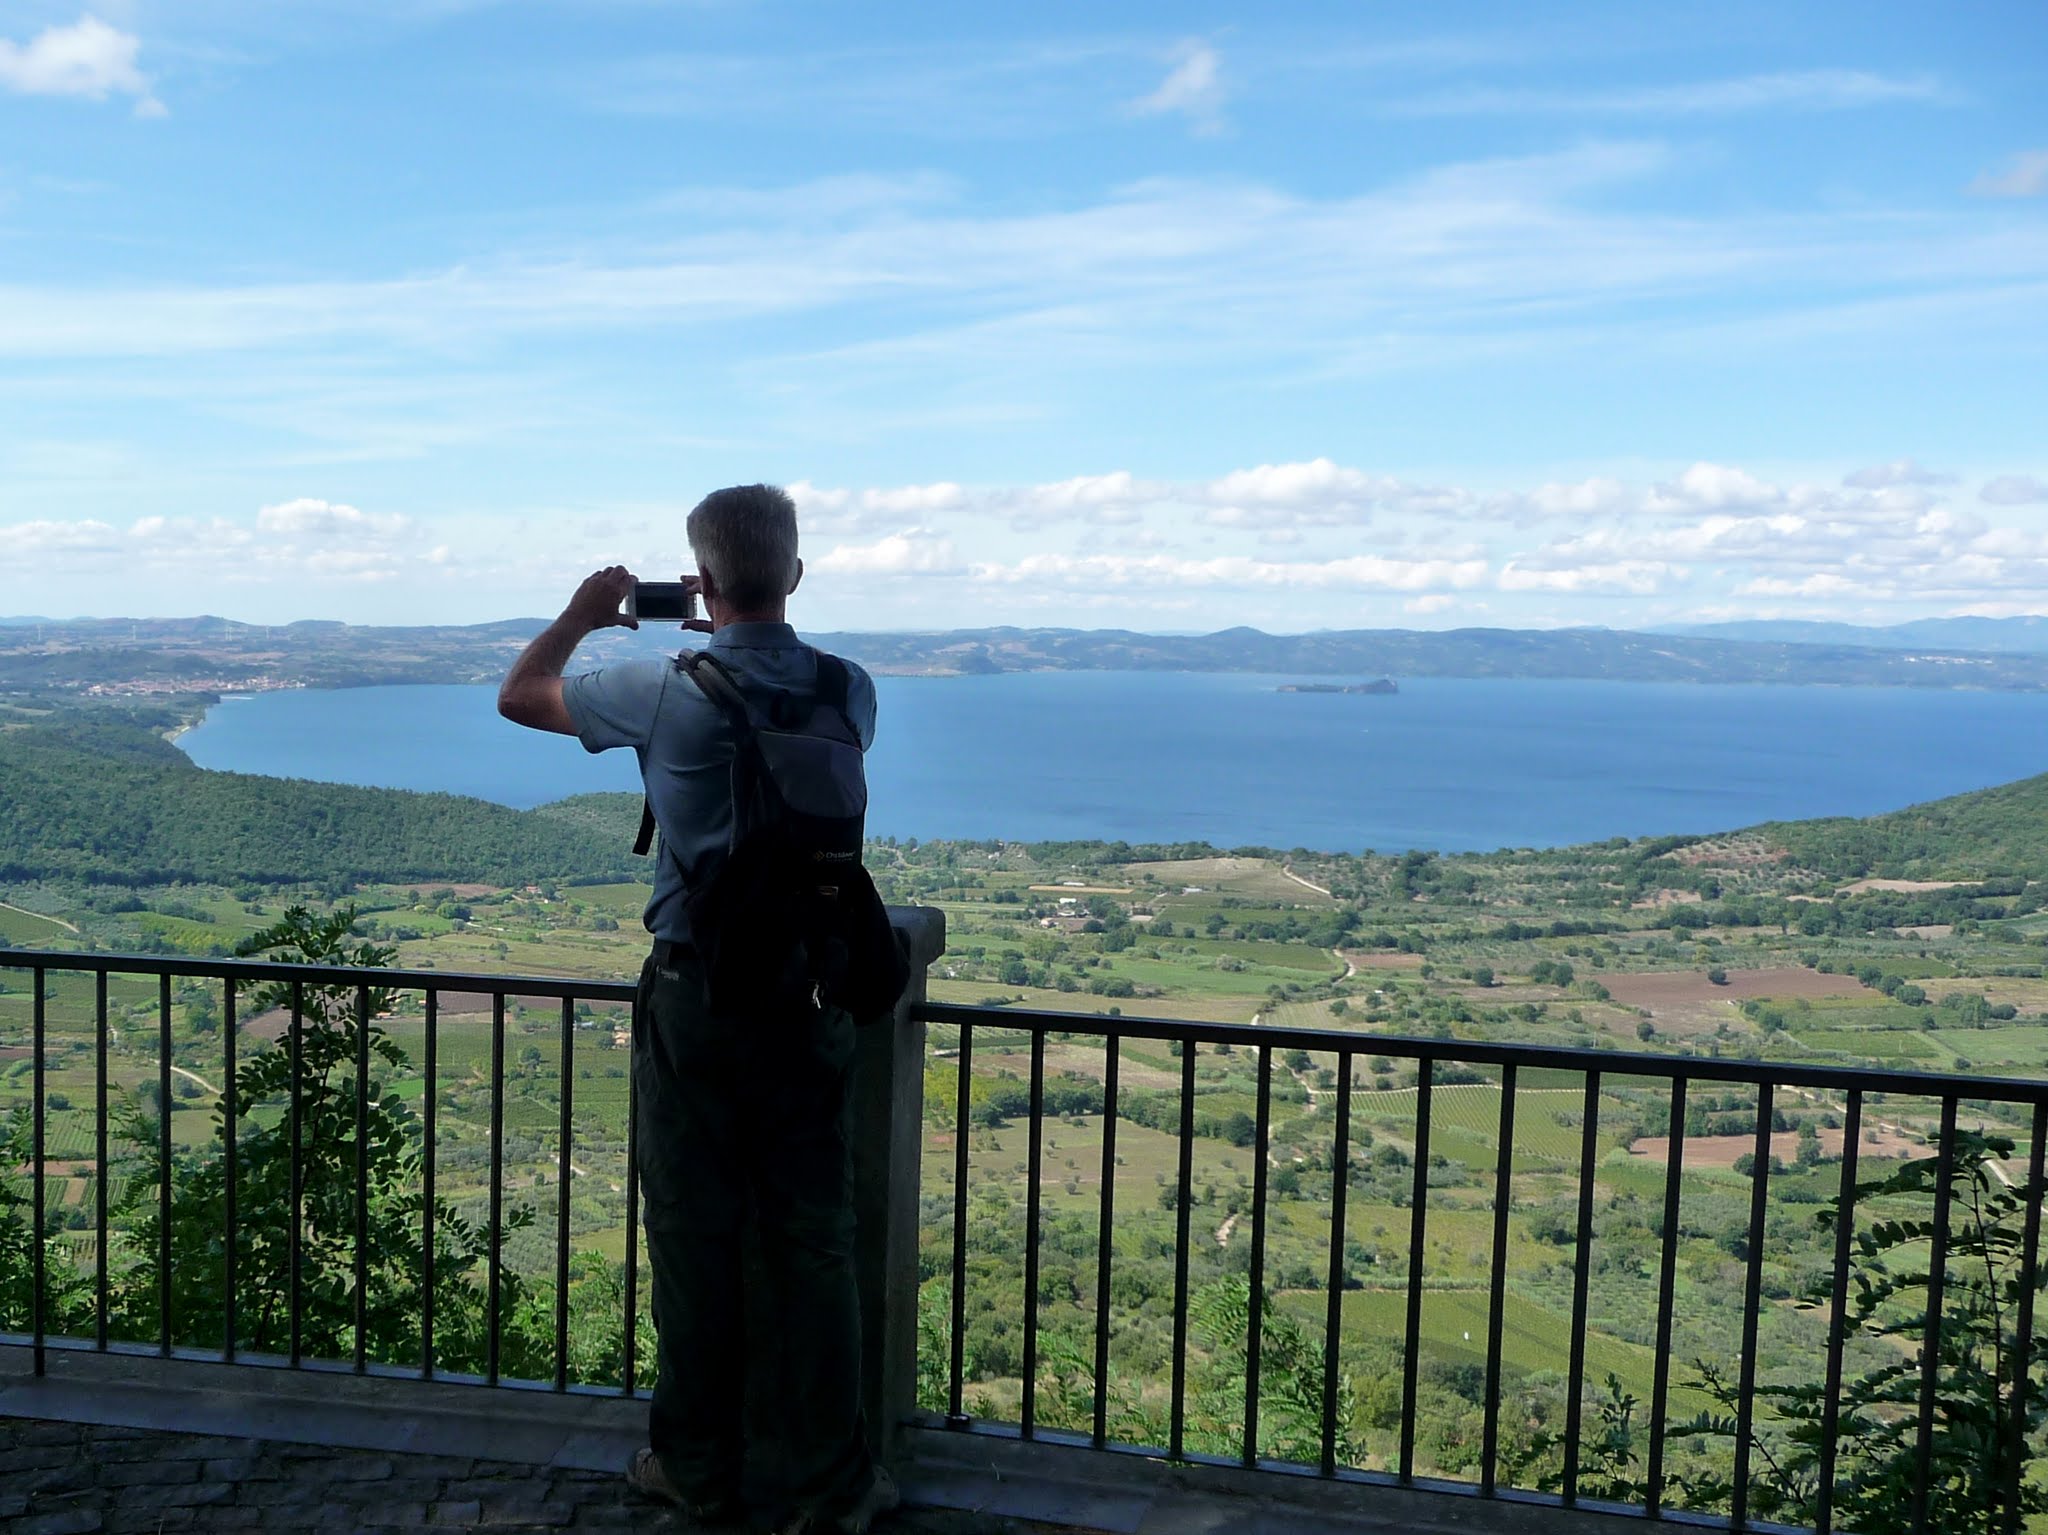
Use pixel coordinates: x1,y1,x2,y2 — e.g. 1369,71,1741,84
633,948,872,1514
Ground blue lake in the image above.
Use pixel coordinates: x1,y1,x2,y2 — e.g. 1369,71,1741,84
177,674,2048,855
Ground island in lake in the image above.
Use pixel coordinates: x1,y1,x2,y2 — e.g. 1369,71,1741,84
1277,678,1399,695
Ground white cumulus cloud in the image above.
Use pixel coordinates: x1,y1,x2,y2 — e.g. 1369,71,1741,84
789,479,968,535
256,497,409,539
1404,594,1458,615
1497,560,1674,595
0,14,162,116
969,550,1487,592
1842,457,1955,489
1981,474,2048,506
1738,573,1864,599
812,531,961,576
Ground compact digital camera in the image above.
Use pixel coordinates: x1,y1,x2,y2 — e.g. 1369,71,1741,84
627,582,698,623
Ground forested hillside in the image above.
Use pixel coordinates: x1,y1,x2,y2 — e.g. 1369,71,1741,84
0,719,639,887
1758,769,2048,880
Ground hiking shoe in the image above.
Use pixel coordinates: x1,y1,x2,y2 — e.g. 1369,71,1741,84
777,1466,901,1535
625,1446,748,1528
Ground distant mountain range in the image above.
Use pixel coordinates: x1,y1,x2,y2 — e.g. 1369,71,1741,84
1656,616,2048,653
7,614,2048,691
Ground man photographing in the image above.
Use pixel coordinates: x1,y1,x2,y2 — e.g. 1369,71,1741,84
499,483,899,1535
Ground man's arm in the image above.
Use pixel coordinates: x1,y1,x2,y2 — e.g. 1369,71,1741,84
498,566,639,736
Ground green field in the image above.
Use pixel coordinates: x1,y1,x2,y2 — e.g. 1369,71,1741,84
4,810,2047,1515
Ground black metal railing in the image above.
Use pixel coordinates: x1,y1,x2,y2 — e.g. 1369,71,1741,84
0,949,643,1397
6,944,2045,1533
909,1000,2048,1535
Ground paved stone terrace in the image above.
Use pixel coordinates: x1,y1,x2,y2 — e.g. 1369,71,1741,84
0,1416,1101,1535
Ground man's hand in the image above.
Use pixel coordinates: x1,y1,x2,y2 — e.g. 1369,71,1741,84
678,573,713,635
500,565,637,735
565,565,638,632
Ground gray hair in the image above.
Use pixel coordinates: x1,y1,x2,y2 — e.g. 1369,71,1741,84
686,483,800,610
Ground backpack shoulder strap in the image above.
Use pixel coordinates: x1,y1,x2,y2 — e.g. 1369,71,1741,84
813,650,850,715
678,648,755,732
634,650,753,857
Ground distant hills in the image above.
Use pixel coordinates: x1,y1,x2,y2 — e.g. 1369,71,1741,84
808,624,2048,688
7,614,2048,691
1658,616,2048,654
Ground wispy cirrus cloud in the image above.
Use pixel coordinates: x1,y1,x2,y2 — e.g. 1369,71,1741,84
1130,39,1226,135
1969,149,2048,199
3,143,2043,394
1389,68,1945,118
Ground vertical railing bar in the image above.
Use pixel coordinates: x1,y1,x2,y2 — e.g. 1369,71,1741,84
487,993,506,1385
158,972,172,1356
946,1023,974,1423
222,978,238,1363
1170,1038,1197,1461
1816,1089,1863,1535
353,983,370,1374
1560,1071,1602,1505
288,981,304,1368
622,989,641,1398
1911,1097,1959,1535
1021,1030,1046,1440
555,996,575,1392
1481,1063,1519,1496
422,990,438,1380
1320,1053,1353,1478
95,971,109,1352
1731,1081,1774,1531
1399,1058,1435,1485
1646,1077,1687,1516
1091,1035,1121,1450
2001,1101,2047,1535
31,964,46,1376
1242,1046,1273,1468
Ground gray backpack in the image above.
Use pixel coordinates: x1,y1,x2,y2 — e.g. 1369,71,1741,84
633,648,909,1022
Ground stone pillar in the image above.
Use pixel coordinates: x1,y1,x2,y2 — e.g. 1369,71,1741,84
852,906,945,1457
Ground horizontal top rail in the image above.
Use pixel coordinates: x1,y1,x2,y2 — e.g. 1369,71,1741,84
912,998,2048,1106
7,947,2043,1104
0,947,637,1004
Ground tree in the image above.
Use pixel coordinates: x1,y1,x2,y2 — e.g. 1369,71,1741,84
0,1111,93,1335
1795,1127,1823,1167
106,905,547,1373
1469,966,1495,989
1674,1130,2047,1534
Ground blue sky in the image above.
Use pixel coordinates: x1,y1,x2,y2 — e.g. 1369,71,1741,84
2,2,2045,631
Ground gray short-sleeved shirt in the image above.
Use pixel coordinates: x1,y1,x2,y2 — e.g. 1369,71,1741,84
562,621,878,944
